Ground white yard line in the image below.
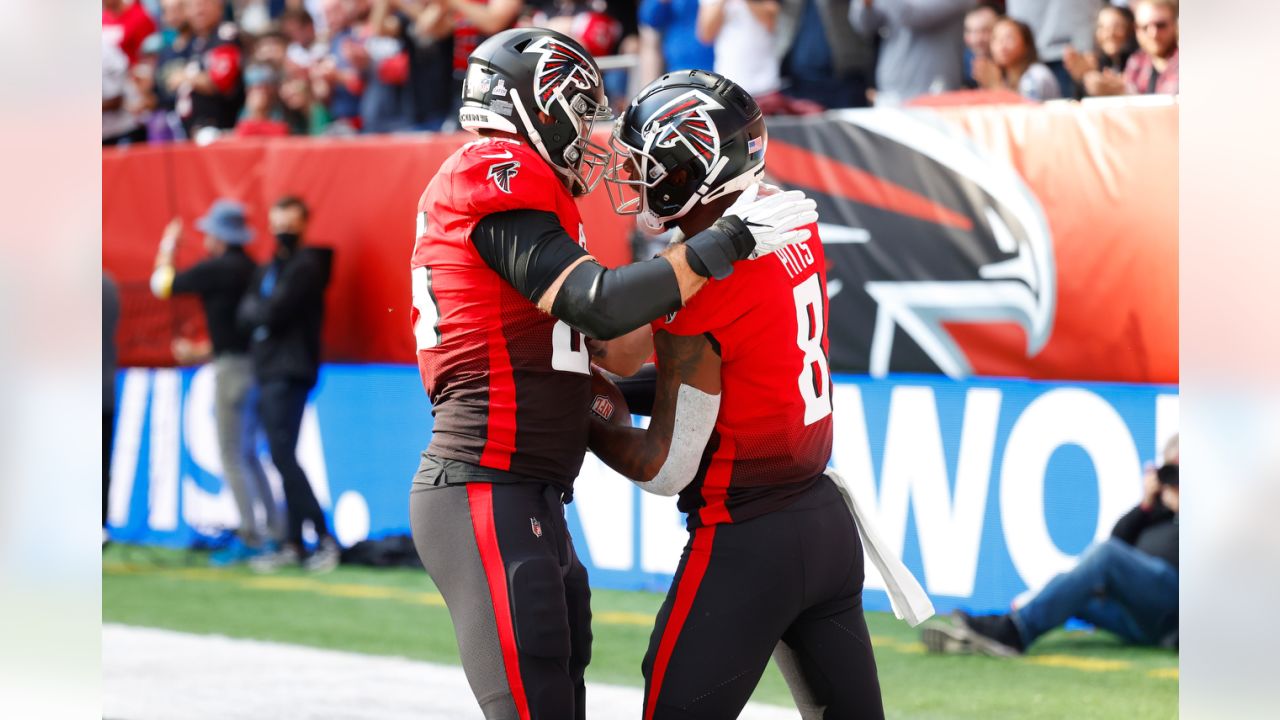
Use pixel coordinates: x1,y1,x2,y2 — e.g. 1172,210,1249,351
103,624,801,720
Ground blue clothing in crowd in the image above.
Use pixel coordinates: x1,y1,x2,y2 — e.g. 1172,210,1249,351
639,0,715,75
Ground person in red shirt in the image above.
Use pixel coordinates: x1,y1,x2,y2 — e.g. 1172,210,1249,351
407,28,817,720
590,69,885,719
103,0,157,66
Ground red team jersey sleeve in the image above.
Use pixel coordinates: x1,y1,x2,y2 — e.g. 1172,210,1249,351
652,225,834,527
410,138,591,488
456,140,563,219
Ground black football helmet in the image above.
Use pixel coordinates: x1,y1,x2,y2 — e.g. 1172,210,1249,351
459,27,612,196
605,69,767,230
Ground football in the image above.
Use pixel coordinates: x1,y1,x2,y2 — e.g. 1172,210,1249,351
590,365,632,427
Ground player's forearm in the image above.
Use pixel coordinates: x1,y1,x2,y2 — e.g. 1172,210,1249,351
587,326,654,377
588,416,672,482
660,244,711,302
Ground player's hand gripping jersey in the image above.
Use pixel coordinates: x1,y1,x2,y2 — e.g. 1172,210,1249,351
411,137,593,489
652,224,833,528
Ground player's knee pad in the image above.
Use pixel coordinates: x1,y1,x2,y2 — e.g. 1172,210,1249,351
508,558,571,659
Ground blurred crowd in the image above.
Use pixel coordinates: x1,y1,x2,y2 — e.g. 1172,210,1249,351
103,0,1180,146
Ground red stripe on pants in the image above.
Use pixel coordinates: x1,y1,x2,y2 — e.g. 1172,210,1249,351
698,432,735,527
466,483,531,720
644,525,718,720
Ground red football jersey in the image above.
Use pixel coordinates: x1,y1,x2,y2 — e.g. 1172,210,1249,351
411,137,593,488
652,226,833,527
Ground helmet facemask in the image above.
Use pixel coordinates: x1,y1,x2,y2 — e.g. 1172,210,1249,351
605,117,763,231
508,36,613,196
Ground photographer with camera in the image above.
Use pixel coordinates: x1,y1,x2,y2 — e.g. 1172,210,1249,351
924,434,1180,656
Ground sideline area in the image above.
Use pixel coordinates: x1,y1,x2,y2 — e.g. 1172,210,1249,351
103,624,797,720
103,545,1178,719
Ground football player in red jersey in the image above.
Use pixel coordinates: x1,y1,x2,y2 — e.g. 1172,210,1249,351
407,28,818,720
591,69,886,719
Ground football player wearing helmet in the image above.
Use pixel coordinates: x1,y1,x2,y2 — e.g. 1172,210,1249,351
407,29,818,720
592,69,885,719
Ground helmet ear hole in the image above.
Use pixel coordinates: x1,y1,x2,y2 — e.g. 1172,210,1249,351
537,111,556,126
669,168,689,187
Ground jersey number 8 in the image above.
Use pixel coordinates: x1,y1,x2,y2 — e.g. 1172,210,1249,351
794,274,832,425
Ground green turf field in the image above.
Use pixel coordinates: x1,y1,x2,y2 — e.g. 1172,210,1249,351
103,545,1177,719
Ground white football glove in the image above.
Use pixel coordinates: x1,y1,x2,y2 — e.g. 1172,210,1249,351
724,182,819,259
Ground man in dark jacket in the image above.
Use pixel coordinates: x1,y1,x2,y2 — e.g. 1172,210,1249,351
238,195,339,573
924,435,1180,655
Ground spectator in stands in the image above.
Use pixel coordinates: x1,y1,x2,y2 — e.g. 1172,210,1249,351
154,0,189,53
104,0,158,66
312,0,365,132
962,3,997,88
1063,4,1135,99
235,66,292,137
280,6,321,68
699,0,820,115
154,0,246,139
848,0,975,107
973,16,1060,100
778,0,873,109
350,0,416,133
638,0,715,81
698,0,778,100
416,0,523,125
1123,0,1178,95
1004,0,1102,99
150,201,283,565
104,35,148,145
280,73,333,134
103,273,120,543
924,434,1180,655
239,196,340,574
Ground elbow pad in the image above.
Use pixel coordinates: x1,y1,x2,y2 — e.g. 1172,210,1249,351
682,215,753,280
634,384,720,497
551,258,682,340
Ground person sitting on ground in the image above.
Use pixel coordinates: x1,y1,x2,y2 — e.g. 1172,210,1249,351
923,434,1180,656
973,16,1061,101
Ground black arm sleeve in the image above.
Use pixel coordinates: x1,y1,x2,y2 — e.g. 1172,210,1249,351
551,258,682,340
471,209,591,303
611,363,657,417
473,210,684,340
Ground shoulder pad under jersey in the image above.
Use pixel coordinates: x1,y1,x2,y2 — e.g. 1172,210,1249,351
454,138,563,218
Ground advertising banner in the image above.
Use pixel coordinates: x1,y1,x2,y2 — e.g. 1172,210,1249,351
104,100,1176,384
107,365,1176,614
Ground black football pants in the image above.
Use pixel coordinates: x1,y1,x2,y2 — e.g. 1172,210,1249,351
258,378,329,547
410,459,591,720
642,475,884,720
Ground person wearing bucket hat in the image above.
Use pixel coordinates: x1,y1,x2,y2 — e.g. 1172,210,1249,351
151,198,284,566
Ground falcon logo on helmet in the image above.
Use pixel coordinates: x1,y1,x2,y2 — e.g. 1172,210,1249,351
525,36,600,115
457,28,611,197
604,70,765,231
644,90,723,173
487,160,520,194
